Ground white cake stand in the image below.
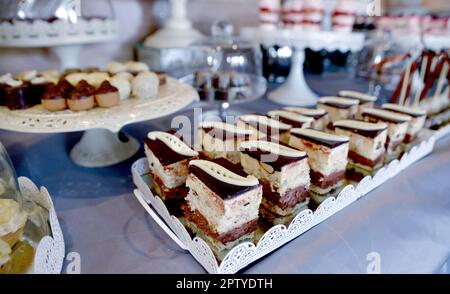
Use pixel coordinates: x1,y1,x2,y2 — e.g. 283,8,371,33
0,78,199,167
0,18,118,69
240,27,365,106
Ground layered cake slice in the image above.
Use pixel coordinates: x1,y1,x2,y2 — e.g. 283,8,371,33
334,120,388,181
362,108,411,161
282,107,329,130
289,128,349,203
317,97,359,131
237,114,292,143
184,160,262,258
267,110,314,129
382,103,426,144
239,140,310,217
144,131,199,210
197,121,253,164
339,90,377,118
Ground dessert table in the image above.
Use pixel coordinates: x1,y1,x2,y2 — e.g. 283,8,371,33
1,74,450,274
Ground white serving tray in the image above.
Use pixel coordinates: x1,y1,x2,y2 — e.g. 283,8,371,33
17,177,65,274
132,132,435,274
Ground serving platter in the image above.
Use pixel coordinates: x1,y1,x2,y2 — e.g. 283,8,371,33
0,78,199,167
132,130,436,274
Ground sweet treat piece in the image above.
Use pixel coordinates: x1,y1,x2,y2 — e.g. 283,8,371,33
194,70,213,89
259,0,281,29
86,72,110,88
237,114,292,143
144,131,199,203
65,73,89,86
0,199,27,248
41,83,67,112
109,76,131,100
283,107,329,130
198,121,253,164
317,97,359,125
267,110,314,129
29,76,52,103
334,120,388,181
67,80,95,111
332,0,357,33
131,72,159,99
39,69,60,82
301,0,324,31
382,103,426,144
289,128,349,202
240,140,310,216
106,61,127,74
184,160,262,256
362,108,411,161
94,80,120,108
125,61,150,74
339,90,377,118
4,79,33,110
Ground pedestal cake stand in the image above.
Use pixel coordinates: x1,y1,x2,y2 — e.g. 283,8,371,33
240,27,365,106
0,78,199,167
0,18,118,69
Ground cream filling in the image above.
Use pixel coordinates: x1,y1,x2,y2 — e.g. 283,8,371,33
288,136,349,177
334,127,387,161
144,145,189,189
318,103,358,122
186,174,262,235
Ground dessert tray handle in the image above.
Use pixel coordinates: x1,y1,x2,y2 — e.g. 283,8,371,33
133,189,187,250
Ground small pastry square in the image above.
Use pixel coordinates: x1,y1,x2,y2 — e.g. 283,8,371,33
144,131,199,204
184,159,262,258
339,90,377,118
239,140,310,216
237,114,292,143
334,120,388,181
362,108,411,161
197,121,253,164
289,128,349,203
317,97,359,130
4,80,33,110
283,107,329,130
131,72,159,99
382,103,426,144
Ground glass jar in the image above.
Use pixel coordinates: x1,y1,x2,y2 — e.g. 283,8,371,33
0,142,50,274
185,20,266,121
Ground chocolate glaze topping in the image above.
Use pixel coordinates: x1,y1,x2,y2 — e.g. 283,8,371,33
334,123,387,138
144,137,194,166
95,80,118,94
318,101,355,109
362,111,409,124
189,164,259,200
241,145,307,171
42,83,64,100
291,129,349,148
211,158,248,177
57,79,75,95
69,80,95,100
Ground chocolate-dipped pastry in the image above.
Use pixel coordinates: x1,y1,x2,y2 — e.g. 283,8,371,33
4,80,33,110
29,77,52,104
67,80,95,111
94,80,120,108
0,83,6,106
194,71,212,89
212,73,230,90
56,78,75,96
41,83,67,112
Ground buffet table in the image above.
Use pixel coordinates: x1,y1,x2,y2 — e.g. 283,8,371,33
1,75,450,274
